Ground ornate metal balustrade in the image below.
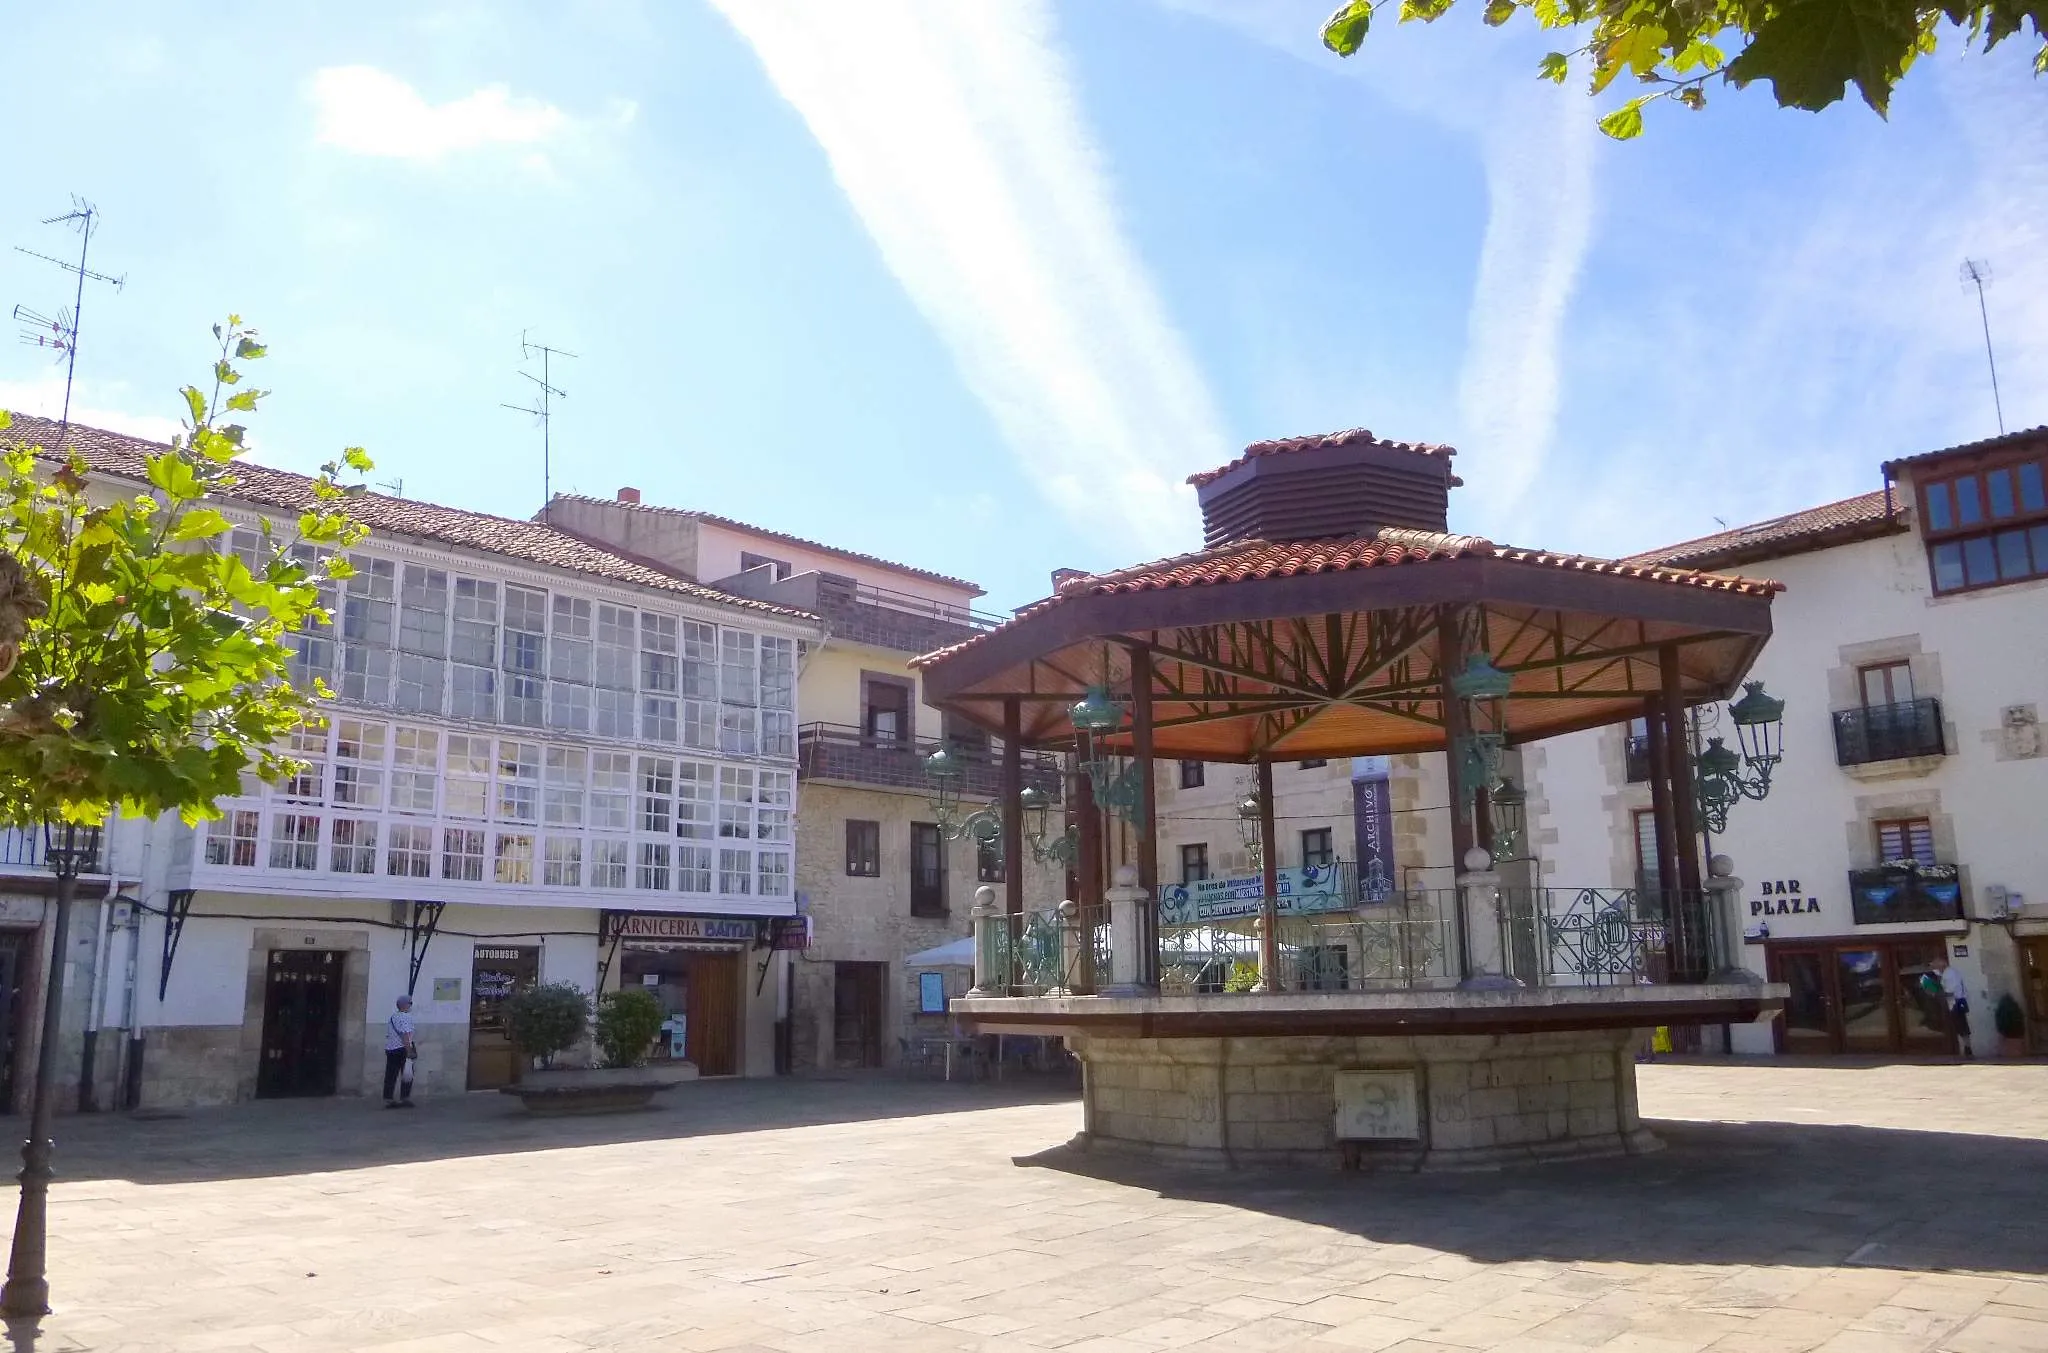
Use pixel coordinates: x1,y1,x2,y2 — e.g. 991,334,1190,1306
1503,885,1724,988
1157,888,1461,994
985,904,1112,993
1832,698,1945,766
796,723,1063,798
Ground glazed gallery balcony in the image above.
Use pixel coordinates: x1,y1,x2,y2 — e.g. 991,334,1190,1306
1832,698,1946,767
796,723,1063,800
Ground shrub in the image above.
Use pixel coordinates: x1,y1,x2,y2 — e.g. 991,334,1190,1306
1995,993,2026,1040
1224,960,1260,993
504,981,590,1068
595,987,667,1069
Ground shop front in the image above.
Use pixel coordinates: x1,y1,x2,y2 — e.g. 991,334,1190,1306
1765,935,1957,1055
601,913,800,1077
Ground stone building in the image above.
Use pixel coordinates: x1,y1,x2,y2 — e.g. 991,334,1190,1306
541,492,1067,1069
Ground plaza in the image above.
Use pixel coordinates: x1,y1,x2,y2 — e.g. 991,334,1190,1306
11,1060,2048,1352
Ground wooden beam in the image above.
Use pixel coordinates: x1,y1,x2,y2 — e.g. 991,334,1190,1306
1129,641,1160,989
1258,759,1279,991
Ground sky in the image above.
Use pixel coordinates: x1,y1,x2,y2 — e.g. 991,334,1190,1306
2,1,2043,613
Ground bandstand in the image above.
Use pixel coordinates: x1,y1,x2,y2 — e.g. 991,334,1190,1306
914,429,1789,1170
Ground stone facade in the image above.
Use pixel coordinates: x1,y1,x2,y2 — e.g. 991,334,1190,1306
1072,1029,1655,1171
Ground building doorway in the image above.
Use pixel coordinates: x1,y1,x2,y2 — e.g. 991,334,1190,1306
833,961,886,1068
0,933,27,1110
1767,937,1952,1055
256,949,344,1098
617,947,742,1076
467,946,540,1090
2019,937,2048,1054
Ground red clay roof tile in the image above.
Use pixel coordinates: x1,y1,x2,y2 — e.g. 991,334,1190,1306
1187,428,1459,488
1624,490,1899,571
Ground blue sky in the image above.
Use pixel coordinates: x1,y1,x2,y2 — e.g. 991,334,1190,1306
3,1,2043,612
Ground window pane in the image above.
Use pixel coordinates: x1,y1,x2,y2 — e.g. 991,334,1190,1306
451,578,498,665
2032,525,2048,575
1964,535,1998,586
590,840,628,888
1931,542,1965,592
1924,481,1952,532
399,566,449,657
2020,461,2046,514
1998,529,2031,580
1988,468,2016,519
1956,475,1983,526
543,837,582,887
494,833,534,884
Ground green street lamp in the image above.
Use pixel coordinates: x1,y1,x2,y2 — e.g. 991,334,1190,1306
1069,685,1140,825
1236,791,1264,872
1693,681,1785,834
1449,654,1512,791
1488,777,1526,863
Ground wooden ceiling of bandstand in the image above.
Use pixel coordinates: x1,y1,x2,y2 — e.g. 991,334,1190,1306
915,544,1781,763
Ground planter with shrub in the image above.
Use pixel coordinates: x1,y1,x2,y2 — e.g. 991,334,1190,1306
499,982,695,1114
1995,993,2028,1057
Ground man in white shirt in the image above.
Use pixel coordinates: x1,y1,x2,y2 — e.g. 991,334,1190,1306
1936,955,1972,1059
383,995,418,1108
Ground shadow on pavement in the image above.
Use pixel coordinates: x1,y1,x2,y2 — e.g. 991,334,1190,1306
1016,1115,2048,1277
16,1071,1079,1188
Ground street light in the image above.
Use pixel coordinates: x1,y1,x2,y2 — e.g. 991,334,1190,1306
2,819,103,1317
1449,653,1512,792
1236,791,1264,872
1488,777,1526,863
1069,685,1141,825
1693,681,1785,834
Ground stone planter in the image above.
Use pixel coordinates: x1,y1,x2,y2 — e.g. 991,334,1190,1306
2000,1036,2028,1059
499,1061,699,1115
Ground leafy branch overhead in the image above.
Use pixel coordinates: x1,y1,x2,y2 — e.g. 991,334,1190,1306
1321,0,2047,138
0,319,373,829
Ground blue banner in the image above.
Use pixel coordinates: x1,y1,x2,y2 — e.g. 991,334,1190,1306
1158,864,1351,925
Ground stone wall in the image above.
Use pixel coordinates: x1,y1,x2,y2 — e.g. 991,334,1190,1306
1073,1029,1655,1171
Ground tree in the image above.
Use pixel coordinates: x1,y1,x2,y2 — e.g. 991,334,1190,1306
1320,0,2047,139
0,317,370,1317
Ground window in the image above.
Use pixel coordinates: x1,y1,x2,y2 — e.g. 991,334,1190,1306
444,734,491,819
285,545,336,691
330,819,377,874
637,841,672,891
502,585,548,726
677,761,716,841
719,632,759,754
740,551,792,581
910,822,946,917
846,820,880,876
758,850,791,898
339,556,395,704
594,604,636,738
1624,716,1651,784
543,837,582,887
494,741,539,822
640,612,679,742
718,846,753,895
1300,828,1333,868
761,636,795,757
1179,760,1205,789
450,578,498,720
332,720,385,810
548,595,593,732
678,844,713,894
1632,809,1661,890
590,751,633,830
756,770,793,843
396,566,448,714
1180,843,1209,885
204,810,260,868
494,832,535,885
1875,817,1937,867
977,836,1003,884
543,747,586,827
1298,946,1350,992
589,839,628,889
1860,661,1915,709
389,726,438,814
442,827,485,882
681,621,718,750
281,720,328,804
864,676,911,744
385,823,434,878
270,813,321,871
1298,759,1328,771
1920,452,2048,594
638,756,675,834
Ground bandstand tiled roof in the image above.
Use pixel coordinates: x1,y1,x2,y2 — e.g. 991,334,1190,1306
0,414,818,623
1185,427,1461,488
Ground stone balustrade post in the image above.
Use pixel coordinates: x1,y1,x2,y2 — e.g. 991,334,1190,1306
1705,854,1760,985
1456,846,1522,990
1101,865,1152,996
968,885,1004,997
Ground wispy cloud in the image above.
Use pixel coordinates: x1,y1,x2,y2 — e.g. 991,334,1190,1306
708,1,1229,555
0,377,182,444
305,66,632,165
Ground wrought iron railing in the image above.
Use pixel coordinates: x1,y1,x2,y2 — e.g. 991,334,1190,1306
1832,698,1945,766
1502,885,1724,987
1848,862,1962,924
0,826,102,873
1158,889,1462,994
796,723,1063,798
985,904,1111,993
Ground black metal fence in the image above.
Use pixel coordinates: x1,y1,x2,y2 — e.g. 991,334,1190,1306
1832,698,1945,766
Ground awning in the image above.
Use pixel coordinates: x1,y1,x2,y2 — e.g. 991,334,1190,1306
904,936,976,967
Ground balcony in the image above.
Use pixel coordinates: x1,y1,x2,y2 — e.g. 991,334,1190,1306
797,723,1063,800
714,567,1004,657
0,826,104,875
1849,862,1963,925
1832,698,1946,767
1624,734,1651,783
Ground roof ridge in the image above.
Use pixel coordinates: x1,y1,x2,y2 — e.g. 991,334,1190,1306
1624,487,1897,568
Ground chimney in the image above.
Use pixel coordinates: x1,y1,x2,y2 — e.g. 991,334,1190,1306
1050,567,1090,592
617,487,641,505
1188,428,1460,546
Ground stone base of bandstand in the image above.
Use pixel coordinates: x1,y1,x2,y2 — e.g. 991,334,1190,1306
1069,1029,1659,1172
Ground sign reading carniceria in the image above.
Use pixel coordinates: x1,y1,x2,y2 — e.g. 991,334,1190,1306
1158,865,1350,925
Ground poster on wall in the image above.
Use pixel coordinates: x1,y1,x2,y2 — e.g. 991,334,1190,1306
918,971,947,1014
1158,865,1351,925
1351,756,1395,904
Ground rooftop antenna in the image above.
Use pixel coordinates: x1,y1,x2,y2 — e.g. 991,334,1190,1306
12,197,125,441
500,330,575,522
1959,259,2004,435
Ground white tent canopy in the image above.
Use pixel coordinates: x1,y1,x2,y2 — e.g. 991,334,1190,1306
903,936,975,967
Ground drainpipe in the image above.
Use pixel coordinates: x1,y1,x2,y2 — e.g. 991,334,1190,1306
76,877,123,1113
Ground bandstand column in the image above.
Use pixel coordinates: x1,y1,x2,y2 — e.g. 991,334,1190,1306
1255,758,1279,991
1436,607,1477,977
1642,697,1679,896
1074,754,1102,990
1002,697,1024,920
1129,642,1161,990
1657,647,1702,895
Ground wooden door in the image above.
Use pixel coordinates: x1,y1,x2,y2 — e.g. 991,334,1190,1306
1834,947,1893,1053
1890,939,1952,1054
467,946,540,1090
832,962,885,1068
686,952,740,1076
2021,939,2048,1053
257,950,343,1098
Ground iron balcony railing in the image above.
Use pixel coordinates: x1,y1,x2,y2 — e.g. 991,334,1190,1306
1832,698,1945,766
1848,862,1963,925
0,826,104,874
1501,885,1725,988
1624,734,1651,783
796,722,1063,800
982,904,1115,994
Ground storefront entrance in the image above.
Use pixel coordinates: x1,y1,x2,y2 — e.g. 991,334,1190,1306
256,949,344,1098
467,946,540,1090
1767,937,1953,1055
0,933,27,1110
833,962,885,1069
618,948,741,1076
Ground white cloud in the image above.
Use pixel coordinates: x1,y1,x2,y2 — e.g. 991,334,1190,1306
306,65,593,161
708,1,1229,556
0,376,182,444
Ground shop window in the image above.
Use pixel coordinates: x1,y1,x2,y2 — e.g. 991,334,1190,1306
1300,827,1333,868
1180,843,1209,884
910,822,946,917
1179,760,1205,789
846,820,881,876
204,810,260,868
977,836,1003,884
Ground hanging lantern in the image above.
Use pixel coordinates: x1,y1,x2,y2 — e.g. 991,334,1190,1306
923,745,964,833
1488,777,1526,862
1728,680,1785,768
1449,654,1512,792
1068,685,1124,736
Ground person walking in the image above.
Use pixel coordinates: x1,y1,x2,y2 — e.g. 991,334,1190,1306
383,994,418,1108
1935,954,1973,1059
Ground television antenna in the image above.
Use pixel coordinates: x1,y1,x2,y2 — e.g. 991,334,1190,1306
1959,259,2003,435
11,197,125,440
500,331,576,521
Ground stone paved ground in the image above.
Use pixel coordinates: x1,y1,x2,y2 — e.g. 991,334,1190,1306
5,1059,2047,1353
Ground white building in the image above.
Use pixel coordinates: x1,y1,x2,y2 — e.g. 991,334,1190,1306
1531,426,2048,1056
5,416,823,1107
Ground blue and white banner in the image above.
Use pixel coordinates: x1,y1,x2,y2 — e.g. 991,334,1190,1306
1158,864,1351,926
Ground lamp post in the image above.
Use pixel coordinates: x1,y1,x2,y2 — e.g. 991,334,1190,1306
1693,681,1785,834
1487,777,1526,863
1235,792,1263,872
923,751,1076,869
2,819,102,1317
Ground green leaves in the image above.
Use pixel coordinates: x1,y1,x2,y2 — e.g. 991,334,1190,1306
1597,94,1651,138
1539,51,1572,81
1399,0,1456,21
1321,0,1375,54
1725,0,1926,113
1484,0,1518,23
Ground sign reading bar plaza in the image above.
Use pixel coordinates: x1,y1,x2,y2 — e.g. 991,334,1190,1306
1159,865,1351,925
